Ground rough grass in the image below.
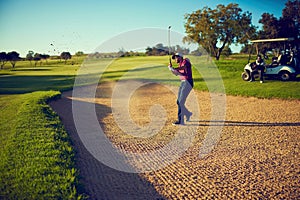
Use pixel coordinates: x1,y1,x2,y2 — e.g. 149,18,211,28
0,91,85,199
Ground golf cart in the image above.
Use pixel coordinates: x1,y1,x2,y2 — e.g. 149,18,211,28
242,38,300,81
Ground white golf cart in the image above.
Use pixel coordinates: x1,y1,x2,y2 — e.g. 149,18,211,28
242,38,299,81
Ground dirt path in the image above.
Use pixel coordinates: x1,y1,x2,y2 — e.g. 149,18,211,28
49,81,300,199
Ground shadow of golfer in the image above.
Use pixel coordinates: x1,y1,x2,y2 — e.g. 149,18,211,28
187,120,300,127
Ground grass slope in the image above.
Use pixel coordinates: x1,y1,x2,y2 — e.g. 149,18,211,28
0,91,84,199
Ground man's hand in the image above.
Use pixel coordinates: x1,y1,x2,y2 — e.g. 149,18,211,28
168,65,180,76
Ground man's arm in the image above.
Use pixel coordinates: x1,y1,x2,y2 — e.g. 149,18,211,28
168,65,181,76
175,65,187,70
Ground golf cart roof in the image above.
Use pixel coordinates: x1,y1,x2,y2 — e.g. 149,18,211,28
250,38,294,43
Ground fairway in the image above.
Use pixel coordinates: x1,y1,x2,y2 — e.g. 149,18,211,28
1,55,300,98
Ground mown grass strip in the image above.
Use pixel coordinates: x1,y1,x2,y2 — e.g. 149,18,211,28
0,91,85,199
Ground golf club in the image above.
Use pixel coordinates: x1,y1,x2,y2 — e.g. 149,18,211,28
168,25,172,65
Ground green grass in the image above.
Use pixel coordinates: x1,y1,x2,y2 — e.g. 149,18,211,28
96,55,300,99
1,55,299,99
0,58,82,94
0,91,85,199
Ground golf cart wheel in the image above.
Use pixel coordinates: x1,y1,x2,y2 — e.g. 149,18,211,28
279,71,290,81
242,71,250,81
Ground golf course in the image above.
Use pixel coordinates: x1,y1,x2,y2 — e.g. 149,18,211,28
0,54,299,199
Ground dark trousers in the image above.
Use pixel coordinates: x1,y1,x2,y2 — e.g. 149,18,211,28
177,80,193,123
258,69,264,81
250,69,264,81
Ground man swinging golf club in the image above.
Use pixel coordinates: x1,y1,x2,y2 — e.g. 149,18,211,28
168,53,194,125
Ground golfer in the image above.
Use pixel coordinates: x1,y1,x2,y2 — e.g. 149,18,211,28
168,53,193,125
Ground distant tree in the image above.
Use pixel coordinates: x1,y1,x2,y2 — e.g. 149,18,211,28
175,45,190,55
240,44,257,54
184,3,256,60
60,52,72,64
26,51,34,66
75,51,84,57
0,52,7,69
117,48,126,57
222,45,232,57
7,51,20,68
93,52,101,59
155,43,168,54
40,54,50,64
145,44,190,56
145,47,153,56
190,49,203,56
33,53,41,67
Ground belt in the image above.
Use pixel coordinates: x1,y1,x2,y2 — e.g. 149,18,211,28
181,79,193,82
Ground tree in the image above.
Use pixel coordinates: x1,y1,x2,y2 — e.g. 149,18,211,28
7,51,20,68
222,45,232,57
145,47,153,56
26,51,34,66
33,53,41,67
60,52,72,64
240,44,256,54
40,54,50,64
279,0,300,40
258,13,279,39
184,3,256,60
0,52,7,69
145,44,189,56
175,45,190,55
256,1,300,53
75,51,84,57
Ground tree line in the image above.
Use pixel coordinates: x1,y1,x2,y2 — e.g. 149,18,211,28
0,51,74,69
0,51,20,69
145,43,190,56
87,44,191,59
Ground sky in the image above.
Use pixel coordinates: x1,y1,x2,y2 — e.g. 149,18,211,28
0,0,288,57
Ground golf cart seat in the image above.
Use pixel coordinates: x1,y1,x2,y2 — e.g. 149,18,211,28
267,56,279,68
279,54,289,65
289,52,299,70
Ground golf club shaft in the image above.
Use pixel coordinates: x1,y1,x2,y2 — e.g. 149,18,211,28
168,26,171,65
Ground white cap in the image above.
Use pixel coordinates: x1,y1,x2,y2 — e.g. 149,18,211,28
172,52,183,59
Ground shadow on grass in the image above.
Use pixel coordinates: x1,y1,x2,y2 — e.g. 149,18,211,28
0,65,183,94
49,95,166,200
10,68,52,72
0,75,76,94
264,75,300,82
294,76,300,82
